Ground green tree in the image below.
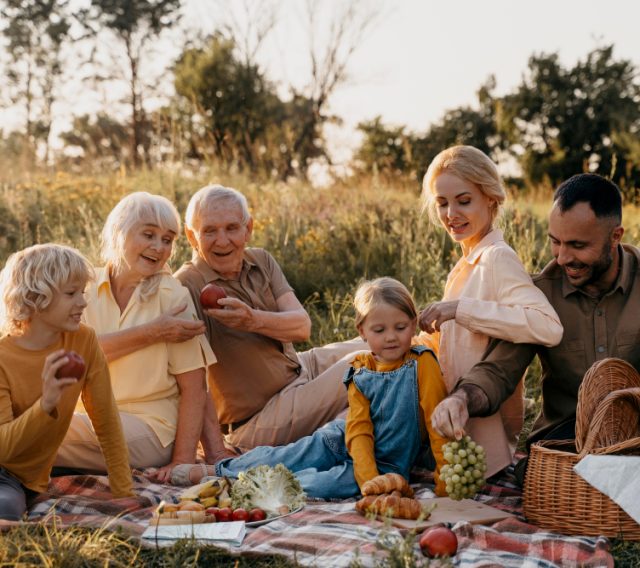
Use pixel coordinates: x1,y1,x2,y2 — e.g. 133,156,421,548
59,113,130,167
173,34,282,171
354,117,413,177
499,46,640,191
0,0,71,163
79,0,182,167
354,78,498,181
172,34,325,179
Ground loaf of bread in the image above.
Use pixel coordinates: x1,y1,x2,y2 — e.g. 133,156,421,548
361,473,414,497
355,493,425,520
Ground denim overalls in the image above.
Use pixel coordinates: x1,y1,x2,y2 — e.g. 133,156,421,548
216,346,433,499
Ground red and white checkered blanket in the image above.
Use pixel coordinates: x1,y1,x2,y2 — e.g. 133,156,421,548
0,465,613,568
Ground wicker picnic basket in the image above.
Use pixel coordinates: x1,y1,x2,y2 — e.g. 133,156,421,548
524,359,640,539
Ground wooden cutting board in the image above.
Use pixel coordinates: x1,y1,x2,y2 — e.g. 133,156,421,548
385,497,514,531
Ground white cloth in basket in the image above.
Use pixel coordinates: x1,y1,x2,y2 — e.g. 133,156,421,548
574,455,640,524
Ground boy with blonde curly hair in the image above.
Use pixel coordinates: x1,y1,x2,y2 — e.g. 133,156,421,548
0,244,132,520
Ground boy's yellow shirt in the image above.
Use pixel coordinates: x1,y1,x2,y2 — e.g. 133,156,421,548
345,344,448,496
0,324,133,496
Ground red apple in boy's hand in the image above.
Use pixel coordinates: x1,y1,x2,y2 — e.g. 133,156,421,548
199,283,227,309
419,526,458,558
55,351,86,380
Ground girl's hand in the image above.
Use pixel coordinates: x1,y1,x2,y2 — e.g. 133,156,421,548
41,350,79,415
418,300,459,333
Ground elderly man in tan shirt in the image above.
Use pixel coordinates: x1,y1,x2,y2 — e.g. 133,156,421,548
431,173,640,483
175,184,365,451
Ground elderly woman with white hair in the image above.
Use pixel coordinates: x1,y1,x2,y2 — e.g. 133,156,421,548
56,192,228,482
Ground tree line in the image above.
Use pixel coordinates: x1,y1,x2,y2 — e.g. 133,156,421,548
1,1,639,199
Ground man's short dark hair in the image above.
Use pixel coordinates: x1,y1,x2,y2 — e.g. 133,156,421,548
553,173,622,222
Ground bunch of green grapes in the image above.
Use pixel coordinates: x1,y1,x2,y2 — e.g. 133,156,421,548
439,435,487,500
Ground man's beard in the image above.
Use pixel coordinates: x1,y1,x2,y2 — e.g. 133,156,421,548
563,244,614,289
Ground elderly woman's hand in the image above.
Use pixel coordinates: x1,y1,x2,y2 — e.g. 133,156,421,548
419,300,459,334
152,303,207,343
204,297,257,332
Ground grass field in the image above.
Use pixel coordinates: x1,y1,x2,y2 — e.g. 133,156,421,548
1,166,639,566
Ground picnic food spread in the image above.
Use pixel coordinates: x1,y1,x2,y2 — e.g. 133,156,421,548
440,435,487,500
355,473,428,520
230,464,306,517
151,465,306,526
153,476,272,525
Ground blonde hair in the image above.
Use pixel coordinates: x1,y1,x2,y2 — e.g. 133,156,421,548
185,184,251,231
0,244,93,335
354,277,417,328
421,145,506,224
101,192,180,301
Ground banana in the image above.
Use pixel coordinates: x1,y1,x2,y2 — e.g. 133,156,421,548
180,479,218,501
199,496,218,508
218,496,232,508
198,479,226,500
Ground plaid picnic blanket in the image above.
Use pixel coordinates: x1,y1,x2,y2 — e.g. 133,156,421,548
0,464,613,568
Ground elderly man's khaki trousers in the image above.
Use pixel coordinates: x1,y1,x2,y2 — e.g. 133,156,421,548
225,337,367,451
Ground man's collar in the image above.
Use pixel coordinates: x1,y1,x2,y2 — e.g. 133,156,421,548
561,244,630,298
464,228,504,265
191,252,255,282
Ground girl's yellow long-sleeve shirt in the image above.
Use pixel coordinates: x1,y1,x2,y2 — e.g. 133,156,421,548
0,324,133,496
344,347,448,496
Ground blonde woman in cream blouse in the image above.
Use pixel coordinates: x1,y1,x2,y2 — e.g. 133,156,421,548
418,145,563,478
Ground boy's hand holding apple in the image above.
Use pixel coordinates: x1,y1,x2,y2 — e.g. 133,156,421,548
41,350,84,415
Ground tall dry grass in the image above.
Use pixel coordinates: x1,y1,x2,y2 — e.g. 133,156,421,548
1,165,639,564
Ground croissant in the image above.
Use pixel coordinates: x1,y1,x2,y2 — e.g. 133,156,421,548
361,473,414,497
355,494,425,520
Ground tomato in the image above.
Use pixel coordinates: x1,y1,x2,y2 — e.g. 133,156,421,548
215,507,233,522
231,508,250,522
249,508,267,522
419,526,458,558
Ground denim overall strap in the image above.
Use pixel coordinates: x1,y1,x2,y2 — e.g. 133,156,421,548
350,349,428,480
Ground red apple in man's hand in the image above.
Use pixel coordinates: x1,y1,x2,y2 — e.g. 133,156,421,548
55,351,86,380
199,282,227,309
419,526,458,558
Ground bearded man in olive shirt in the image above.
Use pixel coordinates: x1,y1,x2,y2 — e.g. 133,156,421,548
175,184,365,452
431,173,640,475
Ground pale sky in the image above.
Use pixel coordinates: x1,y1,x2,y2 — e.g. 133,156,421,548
185,0,640,162
3,0,639,165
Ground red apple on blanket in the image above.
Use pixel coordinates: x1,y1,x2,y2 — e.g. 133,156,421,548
200,282,227,309
419,526,458,558
55,351,86,379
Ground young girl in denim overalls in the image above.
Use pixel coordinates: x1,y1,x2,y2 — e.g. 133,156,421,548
205,277,449,499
